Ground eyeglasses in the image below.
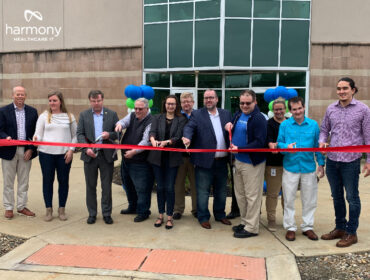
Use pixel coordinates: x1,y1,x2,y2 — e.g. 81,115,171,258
240,102,252,106
166,103,176,106
134,107,145,111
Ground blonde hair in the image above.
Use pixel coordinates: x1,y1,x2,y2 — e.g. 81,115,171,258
180,92,194,102
47,91,72,123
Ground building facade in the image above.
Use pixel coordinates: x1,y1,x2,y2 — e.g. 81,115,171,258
0,0,369,120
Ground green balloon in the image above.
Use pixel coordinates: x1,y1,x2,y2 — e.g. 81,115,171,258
149,99,153,108
126,98,135,109
285,100,289,112
268,100,274,112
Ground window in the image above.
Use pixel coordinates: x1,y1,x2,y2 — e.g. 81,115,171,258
252,20,279,66
144,24,167,68
194,20,220,67
224,20,251,66
169,22,193,67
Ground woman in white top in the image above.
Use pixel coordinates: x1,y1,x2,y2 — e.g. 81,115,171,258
33,91,77,221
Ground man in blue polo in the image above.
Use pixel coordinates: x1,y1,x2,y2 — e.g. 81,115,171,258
277,96,325,242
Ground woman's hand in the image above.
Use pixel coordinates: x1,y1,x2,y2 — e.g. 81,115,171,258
64,149,73,164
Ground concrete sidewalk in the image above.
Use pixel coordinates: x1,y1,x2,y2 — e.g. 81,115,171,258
0,157,369,279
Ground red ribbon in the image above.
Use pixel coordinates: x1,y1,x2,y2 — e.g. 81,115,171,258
0,139,369,153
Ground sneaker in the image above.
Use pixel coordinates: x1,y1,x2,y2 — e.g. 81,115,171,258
232,224,245,233
268,221,277,232
17,207,35,217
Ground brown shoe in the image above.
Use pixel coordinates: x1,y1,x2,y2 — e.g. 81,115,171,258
200,221,211,229
303,230,319,241
17,207,35,217
321,229,346,240
336,234,358,248
5,210,14,219
286,230,295,241
216,218,232,225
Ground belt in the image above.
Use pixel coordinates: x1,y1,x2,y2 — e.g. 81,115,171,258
214,156,228,161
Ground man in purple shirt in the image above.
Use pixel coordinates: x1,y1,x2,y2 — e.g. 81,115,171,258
319,77,370,248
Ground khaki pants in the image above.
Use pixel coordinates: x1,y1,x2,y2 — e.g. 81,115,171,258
2,147,32,211
234,160,266,234
174,157,197,215
264,165,284,222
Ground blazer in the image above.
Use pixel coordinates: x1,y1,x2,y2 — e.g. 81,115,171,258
147,113,187,168
76,107,119,163
0,103,38,160
183,107,232,169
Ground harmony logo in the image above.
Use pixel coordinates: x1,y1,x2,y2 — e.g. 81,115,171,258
5,9,62,42
24,10,43,22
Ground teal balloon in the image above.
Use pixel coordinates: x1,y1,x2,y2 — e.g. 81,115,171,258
126,98,135,109
149,99,153,108
268,100,274,111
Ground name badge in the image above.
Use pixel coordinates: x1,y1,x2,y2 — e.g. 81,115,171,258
271,168,276,176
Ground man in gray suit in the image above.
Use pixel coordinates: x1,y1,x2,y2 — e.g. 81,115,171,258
77,90,119,225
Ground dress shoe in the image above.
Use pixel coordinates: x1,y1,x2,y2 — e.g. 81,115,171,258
87,216,96,224
232,224,245,233
165,218,173,230
120,208,136,215
154,217,163,227
234,229,258,238
134,215,148,222
17,207,35,217
321,228,346,240
285,230,296,241
226,211,240,219
103,216,113,224
303,230,319,241
336,234,358,248
173,213,182,220
5,210,14,219
200,221,211,229
216,218,232,225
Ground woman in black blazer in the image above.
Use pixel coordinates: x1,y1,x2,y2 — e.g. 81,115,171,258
147,95,186,229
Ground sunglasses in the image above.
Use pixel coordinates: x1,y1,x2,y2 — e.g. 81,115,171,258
240,102,252,106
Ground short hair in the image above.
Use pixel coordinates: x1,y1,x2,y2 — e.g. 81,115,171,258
180,92,194,102
273,97,286,109
161,95,181,116
288,96,304,110
135,97,149,108
12,86,26,94
240,89,256,102
338,77,358,93
88,90,104,99
204,88,217,97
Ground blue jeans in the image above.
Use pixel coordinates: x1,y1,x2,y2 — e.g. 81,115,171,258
195,159,228,223
152,163,178,216
39,152,72,208
121,160,138,211
326,158,361,235
125,162,153,218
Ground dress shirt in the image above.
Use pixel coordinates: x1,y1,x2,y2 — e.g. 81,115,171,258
93,109,103,143
319,98,370,163
277,116,325,173
209,110,227,158
14,104,26,140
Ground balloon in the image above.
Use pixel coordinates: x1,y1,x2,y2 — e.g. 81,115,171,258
285,100,289,112
148,99,153,108
126,98,135,109
268,100,274,111
140,85,155,100
287,88,298,99
268,111,274,119
125,85,142,100
275,86,289,99
264,88,275,103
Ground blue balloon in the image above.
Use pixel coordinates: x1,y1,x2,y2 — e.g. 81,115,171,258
275,86,289,99
263,181,267,192
125,85,142,100
264,88,275,103
140,85,155,100
287,88,298,99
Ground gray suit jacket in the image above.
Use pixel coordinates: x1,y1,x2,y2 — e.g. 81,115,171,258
77,107,119,163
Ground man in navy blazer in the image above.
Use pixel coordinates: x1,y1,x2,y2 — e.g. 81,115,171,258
0,86,38,219
183,89,232,229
